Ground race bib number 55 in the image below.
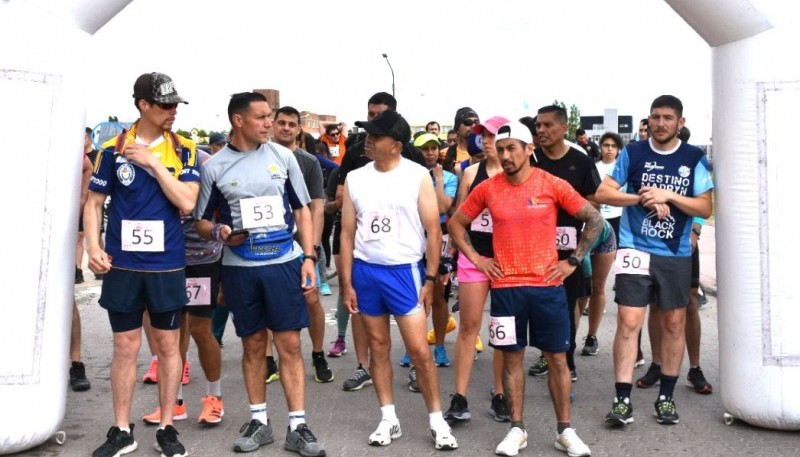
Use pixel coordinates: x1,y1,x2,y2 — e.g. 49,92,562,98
121,220,164,252
488,316,517,346
614,248,651,275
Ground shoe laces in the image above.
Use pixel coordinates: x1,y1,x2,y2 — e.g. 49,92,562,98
159,425,179,443
409,368,417,381
611,398,630,414
239,419,262,436
534,356,547,368
295,424,317,443
657,397,676,415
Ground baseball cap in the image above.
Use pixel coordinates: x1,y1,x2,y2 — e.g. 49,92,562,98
494,120,534,145
355,110,411,143
471,115,511,135
209,133,226,145
413,133,441,148
132,72,188,104
454,107,479,128
467,132,484,156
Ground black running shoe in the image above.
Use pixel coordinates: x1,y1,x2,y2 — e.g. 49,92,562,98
654,395,679,424
581,335,598,356
92,424,137,457
312,353,334,383
686,366,712,394
70,361,91,392
489,394,511,422
408,366,420,393
528,356,548,376
443,393,470,421
155,425,186,457
605,397,634,426
636,363,661,388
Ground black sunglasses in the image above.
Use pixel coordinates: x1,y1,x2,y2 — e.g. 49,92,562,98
462,118,479,127
151,101,178,110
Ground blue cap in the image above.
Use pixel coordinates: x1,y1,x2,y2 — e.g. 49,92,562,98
467,132,484,156
209,133,226,145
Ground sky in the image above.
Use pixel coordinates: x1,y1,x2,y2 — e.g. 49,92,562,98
87,0,713,142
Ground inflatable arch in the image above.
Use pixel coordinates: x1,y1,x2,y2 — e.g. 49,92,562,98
0,0,798,453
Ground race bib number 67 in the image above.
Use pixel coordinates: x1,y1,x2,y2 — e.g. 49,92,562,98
488,316,517,346
614,248,651,275
185,277,211,306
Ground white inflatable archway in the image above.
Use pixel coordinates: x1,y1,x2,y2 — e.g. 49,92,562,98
0,0,798,453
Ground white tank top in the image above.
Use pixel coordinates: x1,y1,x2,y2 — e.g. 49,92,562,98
347,158,428,265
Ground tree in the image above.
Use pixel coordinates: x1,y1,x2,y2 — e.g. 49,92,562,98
197,129,208,138
176,129,191,139
552,99,581,139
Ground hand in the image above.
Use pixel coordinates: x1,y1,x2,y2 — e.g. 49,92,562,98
300,260,317,296
690,230,698,252
638,186,672,207
648,202,671,219
87,246,112,275
122,143,158,169
474,257,503,280
432,164,444,181
418,282,433,316
545,259,577,283
343,285,359,314
221,226,246,246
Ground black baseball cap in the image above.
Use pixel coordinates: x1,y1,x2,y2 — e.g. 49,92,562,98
132,72,188,104
355,110,411,143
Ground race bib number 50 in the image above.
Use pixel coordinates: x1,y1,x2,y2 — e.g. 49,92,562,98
121,220,164,252
614,248,651,275
488,316,517,346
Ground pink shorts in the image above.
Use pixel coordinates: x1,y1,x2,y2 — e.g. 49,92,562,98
457,253,490,283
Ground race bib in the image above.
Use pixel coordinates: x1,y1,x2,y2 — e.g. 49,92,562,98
121,220,164,252
365,210,397,241
470,209,493,233
240,195,284,229
556,226,577,250
185,277,211,306
488,316,517,346
441,234,452,257
614,248,651,275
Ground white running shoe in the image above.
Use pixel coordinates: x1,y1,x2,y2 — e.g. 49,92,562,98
495,427,527,456
554,427,591,456
430,426,458,450
368,419,401,446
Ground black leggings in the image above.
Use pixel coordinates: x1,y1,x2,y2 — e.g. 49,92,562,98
322,212,334,268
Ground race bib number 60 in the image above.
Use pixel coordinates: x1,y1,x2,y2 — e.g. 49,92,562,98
240,195,284,230
614,248,651,275
121,220,164,252
488,316,517,346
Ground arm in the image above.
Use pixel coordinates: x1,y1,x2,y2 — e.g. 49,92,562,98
83,191,111,275
121,143,200,213
545,202,604,282
309,199,324,245
595,175,641,207
639,188,712,219
339,182,359,314
454,164,477,209
293,205,317,293
334,184,344,210
79,155,92,211
431,165,455,216
418,174,442,314
448,208,504,280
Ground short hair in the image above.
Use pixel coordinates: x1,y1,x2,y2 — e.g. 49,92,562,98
651,95,683,117
367,92,397,110
446,129,457,136
640,118,649,126
274,105,301,123
537,105,568,124
85,127,93,135
575,128,587,137
325,123,340,135
425,121,440,131
228,92,267,124
599,132,623,150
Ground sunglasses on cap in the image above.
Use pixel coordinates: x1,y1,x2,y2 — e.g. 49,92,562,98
462,118,479,127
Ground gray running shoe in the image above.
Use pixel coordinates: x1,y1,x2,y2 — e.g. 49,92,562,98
580,335,598,356
342,364,372,391
233,419,274,453
285,423,326,456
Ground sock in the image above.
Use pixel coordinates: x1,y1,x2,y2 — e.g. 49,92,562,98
250,403,268,424
511,420,525,431
429,411,449,431
288,410,306,431
337,295,350,336
615,382,633,400
207,379,221,397
381,405,398,423
658,374,679,398
557,421,571,434
151,355,158,362
177,384,183,402
119,426,130,433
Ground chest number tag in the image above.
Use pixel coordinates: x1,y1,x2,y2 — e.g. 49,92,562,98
556,226,577,250
185,277,211,306
365,210,397,241
121,220,164,252
614,248,651,275
240,195,284,229
470,209,493,233
441,234,452,257
488,316,517,346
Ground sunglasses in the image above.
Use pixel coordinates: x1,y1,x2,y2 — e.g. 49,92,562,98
330,131,340,136
151,101,178,110
462,119,479,127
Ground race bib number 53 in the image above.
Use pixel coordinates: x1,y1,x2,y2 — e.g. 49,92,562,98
121,220,164,252
614,248,651,275
240,195,284,229
488,316,517,346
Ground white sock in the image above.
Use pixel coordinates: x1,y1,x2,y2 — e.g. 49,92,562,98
207,379,222,397
429,411,448,431
177,384,183,403
288,410,306,431
250,403,268,424
381,405,398,423
119,426,130,433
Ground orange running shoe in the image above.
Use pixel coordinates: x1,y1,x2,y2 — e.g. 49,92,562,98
182,360,191,385
142,401,188,425
197,395,224,424
142,358,158,384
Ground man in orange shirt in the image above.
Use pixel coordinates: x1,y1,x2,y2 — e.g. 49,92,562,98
319,123,347,165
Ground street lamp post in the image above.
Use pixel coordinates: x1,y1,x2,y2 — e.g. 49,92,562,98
382,53,395,97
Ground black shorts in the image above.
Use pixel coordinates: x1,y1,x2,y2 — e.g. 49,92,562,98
184,260,221,318
332,221,341,256
691,246,700,288
615,254,692,310
99,268,187,314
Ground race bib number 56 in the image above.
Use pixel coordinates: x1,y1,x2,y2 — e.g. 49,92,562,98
614,248,651,275
121,220,164,252
488,316,517,346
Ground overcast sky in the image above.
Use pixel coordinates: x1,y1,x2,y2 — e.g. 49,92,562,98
87,0,713,141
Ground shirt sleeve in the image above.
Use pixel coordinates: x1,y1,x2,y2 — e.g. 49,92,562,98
552,174,589,217
286,151,311,209
610,147,631,185
444,172,458,198
306,157,325,200
693,155,714,196
459,180,488,220
88,147,115,194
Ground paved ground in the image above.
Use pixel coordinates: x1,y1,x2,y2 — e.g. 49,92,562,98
17,227,800,456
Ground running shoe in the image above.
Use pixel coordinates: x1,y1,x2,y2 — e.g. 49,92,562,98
399,352,411,367
234,419,274,452
654,395,679,424
312,353,334,383
143,358,158,384
427,316,458,344
266,358,280,384
475,335,484,353
408,367,420,392
142,401,187,425
181,360,190,386
495,427,527,456
580,335,598,356
92,424,137,457
554,427,591,456
319,282,332,296
434,346,451,367
327,336,346,358
75,267,84,285
342,364,372,391
430,426,458,450
686,366,713,394
154,424,186,457
636,363,661,388
570,368,578,382
197,395,224,425
285,423,325,456
368,419,402,446
528,356,548,376
634,350,645,368
489,394,511,422
605,396,634,426
443,393,470,421
70,361,91,392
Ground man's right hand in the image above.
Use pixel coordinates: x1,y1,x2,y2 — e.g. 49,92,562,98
87,247,112,275
343,285,359,315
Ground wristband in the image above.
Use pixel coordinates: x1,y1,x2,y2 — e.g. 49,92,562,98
211,223,224,242
692,228,701,237
304,255,318,263
425,274,437,283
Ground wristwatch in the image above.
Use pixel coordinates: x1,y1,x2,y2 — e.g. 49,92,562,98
425,274,437,283
567,255,582,267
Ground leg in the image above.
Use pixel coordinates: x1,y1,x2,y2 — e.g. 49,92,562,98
70,300,82,362
587,251,615,337
149,326,182,427
273,330,306,411
431,278,448,347
360,314,394,406
543,351,571,422
189,315,221,383
396,312,441,412
352,313,370,368
648,306,662,364
111,328,142,427
501,349,525,422
685,288,701,367
453,280,490,395
241,330,269,405
306,292,325,353
613,306,646,383
657,307,687,378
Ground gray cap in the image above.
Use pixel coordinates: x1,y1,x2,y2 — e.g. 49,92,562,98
132,72,188,104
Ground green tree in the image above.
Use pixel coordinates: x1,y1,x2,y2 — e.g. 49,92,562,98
552,99,581,139
197,129,208,138
176,129,191,139
108,116,118,122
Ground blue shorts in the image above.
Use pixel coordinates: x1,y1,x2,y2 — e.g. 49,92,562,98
489,286,570,353
221,258,310,337
99,268,188,314
353,259,424,317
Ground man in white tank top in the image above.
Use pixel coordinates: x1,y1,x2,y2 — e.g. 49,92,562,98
340,110,458,451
